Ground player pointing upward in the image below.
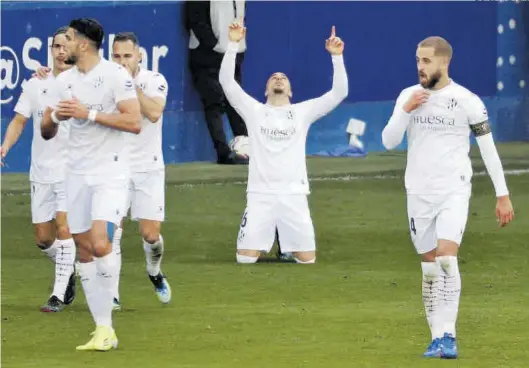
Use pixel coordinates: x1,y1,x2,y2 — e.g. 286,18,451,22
382,36,514,359
219,22,348,264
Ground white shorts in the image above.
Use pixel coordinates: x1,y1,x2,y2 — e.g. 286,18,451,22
66,173,128,234
30,181,67,224
237,193,316,253
124,169,165,222
407,189,471,254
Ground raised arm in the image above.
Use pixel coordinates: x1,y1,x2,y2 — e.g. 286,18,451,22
382,89,428,150
219,22,259,123
299,26,349,124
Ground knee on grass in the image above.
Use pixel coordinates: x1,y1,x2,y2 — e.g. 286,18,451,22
292,251,316,264
236,250,260,264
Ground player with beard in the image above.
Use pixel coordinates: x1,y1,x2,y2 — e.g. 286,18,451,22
110,32,171,310
219,22,348,264
41,18,141,351
382,36,514,359
1,26,77,313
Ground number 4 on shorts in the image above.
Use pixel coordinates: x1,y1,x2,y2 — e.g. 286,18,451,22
410,217,416,235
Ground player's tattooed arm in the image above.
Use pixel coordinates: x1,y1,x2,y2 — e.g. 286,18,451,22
470,120,492,137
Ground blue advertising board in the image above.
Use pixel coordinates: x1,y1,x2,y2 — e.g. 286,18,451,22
1,1,527,173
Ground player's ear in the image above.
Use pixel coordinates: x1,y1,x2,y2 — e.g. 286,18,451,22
443,56,451,68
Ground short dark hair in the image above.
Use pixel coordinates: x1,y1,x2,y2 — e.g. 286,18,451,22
69,18,104,49
52,26,68,45
418,36,453,60
113,32,140,47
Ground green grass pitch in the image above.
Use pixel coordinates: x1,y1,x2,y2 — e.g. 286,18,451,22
1,143,528,368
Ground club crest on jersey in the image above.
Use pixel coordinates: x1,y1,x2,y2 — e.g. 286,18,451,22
264,109,294,120
446,98,458,111
124,80,133,90
93,76,104,89
158,84,166,92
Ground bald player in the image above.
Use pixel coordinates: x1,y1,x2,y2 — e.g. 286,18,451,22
219,22,348,264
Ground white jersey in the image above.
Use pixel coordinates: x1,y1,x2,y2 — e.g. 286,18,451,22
14,75,69,184
220,42,348,195
50,59,137,176
129,68,168,172
392,81,489,194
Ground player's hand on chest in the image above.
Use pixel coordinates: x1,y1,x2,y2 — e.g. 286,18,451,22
417,94,460,115
68,75,112,111
411,93,466,130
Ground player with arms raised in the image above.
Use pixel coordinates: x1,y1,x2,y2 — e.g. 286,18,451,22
41,18,141,351
110,32,171,309
1,26,76,313
219,22,348,264
382,36,514,359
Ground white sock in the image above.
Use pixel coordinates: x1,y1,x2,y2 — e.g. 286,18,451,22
143,235,164,276
95,253,117,327
112,227,123,301
78,261,99,325
236,254,259,264
437,256,461,337
421,261,442,340
39,240,58,263
51,238,76,302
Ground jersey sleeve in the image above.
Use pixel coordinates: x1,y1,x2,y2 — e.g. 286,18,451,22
144,73,169,100
465,94,489,133
381,88,413,150
392,89,411,114
219,42,260,126
113,66,138,103
463,93,508,196
295,55,349,125
13,80,34,118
